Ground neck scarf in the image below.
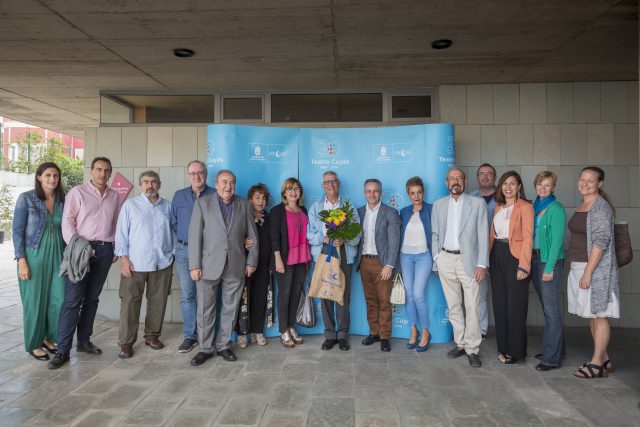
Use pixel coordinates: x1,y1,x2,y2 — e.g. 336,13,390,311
534,194,556,216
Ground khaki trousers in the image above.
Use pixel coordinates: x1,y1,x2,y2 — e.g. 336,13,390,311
118,265,172,346
359,256,393,339
435,251,481,355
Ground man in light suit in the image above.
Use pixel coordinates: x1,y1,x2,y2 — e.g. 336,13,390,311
188,169,258,366
356,179,401,352
431,167,488,368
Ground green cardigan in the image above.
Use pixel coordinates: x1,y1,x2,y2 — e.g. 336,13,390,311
536,200,566,274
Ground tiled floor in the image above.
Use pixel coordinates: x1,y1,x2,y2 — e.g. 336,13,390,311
0,242,638,426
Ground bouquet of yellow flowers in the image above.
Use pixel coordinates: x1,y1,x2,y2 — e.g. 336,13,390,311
318,201,362,242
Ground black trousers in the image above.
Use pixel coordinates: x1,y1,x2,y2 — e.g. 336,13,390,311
276,263,306,333
320,244,352,340
490,241,529,359
236,265,270,334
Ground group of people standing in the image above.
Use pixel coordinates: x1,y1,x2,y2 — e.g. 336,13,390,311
13,156,620,378
433,164,619,378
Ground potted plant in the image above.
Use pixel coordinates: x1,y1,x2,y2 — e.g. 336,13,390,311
0,184,14,244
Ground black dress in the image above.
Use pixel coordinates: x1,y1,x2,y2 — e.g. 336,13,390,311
238,214,272,334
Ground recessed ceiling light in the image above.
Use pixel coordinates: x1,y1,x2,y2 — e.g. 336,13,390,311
431,39,452,50
173,48,194,58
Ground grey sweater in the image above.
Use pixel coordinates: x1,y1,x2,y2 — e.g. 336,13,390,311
59,234,94,283
586,195,619,314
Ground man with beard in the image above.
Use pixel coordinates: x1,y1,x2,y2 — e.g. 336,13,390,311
431,167,488,368
470,163,497,339
115,171,175,359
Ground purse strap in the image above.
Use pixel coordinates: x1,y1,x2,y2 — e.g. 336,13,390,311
393,272,404,287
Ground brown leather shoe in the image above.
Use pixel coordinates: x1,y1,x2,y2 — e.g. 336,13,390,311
119,344,133,359
145,338,164,350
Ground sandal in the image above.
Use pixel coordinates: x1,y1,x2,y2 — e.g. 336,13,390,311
498,353,517,364
42,342,57,354
574,363,608,378
580,359,615,373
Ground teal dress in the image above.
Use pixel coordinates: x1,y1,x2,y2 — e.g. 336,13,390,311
18,205,65,352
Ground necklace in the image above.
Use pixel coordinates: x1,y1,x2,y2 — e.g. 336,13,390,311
286,204,302,232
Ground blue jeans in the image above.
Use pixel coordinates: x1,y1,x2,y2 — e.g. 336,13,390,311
531,253,565,366
175,243,197,340
57,243,114,354
399,252,432,331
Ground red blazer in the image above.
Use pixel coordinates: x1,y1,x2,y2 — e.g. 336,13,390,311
489,198,534,274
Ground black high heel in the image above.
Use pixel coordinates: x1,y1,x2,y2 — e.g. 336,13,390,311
29,350,50,361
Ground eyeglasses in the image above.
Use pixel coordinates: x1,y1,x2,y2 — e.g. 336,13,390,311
286,187,301,193
188,171,206,177
323,179,338,186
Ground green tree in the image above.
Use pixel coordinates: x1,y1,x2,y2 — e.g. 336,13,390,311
6,131,42,174
0,184,14,233
6,133,84,190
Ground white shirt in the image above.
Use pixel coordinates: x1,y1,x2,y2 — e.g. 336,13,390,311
401,212,428,254
443,194,464,251
493,205,513,239
362,202,381,255
321,196,341,237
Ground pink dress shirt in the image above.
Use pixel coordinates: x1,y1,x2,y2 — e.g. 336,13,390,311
62,181,120,244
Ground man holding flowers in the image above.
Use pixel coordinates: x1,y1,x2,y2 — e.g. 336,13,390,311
307,171,361,351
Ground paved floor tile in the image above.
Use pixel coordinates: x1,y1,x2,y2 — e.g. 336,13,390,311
233,372,279,395
355,412,402,427
94,382,152,410
121,395,182,425
216,395,267,426
71,409,126,427
259,409,307,427
164,409,217,427
26,394,99,425
268,382,312,411
307,397,354,427
313,372,355,397
0,407,42,427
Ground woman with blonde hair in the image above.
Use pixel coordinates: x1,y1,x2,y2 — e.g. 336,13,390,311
530,171,566,371
269,177,311,348
569,166,619,379
398,176,433,351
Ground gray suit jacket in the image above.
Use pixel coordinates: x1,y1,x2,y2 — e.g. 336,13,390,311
431,193,489,279
188,193,258,281
355,203,401,270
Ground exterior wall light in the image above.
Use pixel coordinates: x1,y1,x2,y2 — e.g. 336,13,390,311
173,48,195,58
431,39,452,49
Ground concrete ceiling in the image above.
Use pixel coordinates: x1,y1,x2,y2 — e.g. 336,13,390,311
0,0,637,137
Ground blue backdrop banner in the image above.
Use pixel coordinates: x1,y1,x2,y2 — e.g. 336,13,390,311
206,124,454,342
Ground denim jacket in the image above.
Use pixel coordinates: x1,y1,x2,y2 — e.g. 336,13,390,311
399,202,433,253
12,190,64,259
